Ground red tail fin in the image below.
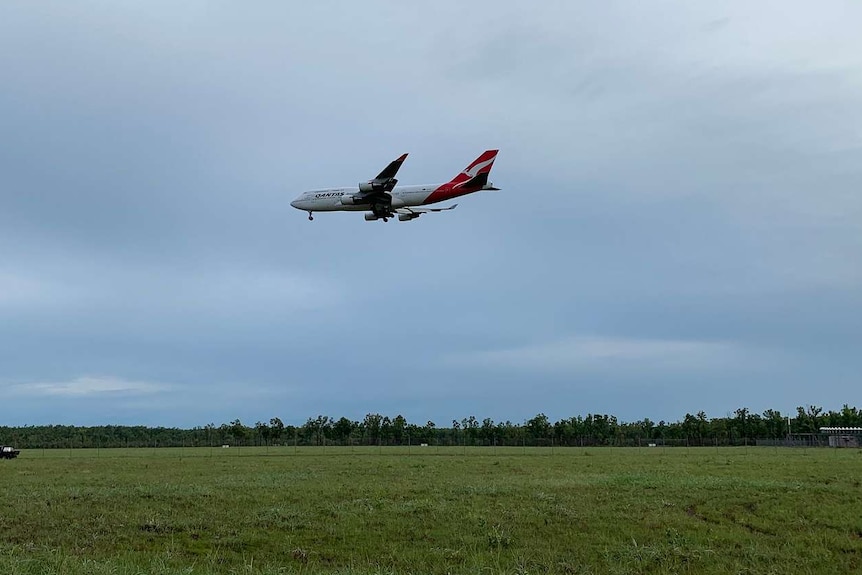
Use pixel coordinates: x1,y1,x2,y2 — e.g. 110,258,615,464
422,150,500,205
448,150,499,187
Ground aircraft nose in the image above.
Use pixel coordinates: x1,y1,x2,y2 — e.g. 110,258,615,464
290,198,302,210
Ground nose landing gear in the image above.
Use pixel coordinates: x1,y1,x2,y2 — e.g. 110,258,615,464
307,212,314,221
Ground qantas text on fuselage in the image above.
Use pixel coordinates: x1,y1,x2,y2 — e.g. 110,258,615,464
290,150,499,222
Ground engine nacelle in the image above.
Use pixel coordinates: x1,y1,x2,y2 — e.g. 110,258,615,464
398,213,420,222
359,178,397,193
364,213,380,221
340,194,358,205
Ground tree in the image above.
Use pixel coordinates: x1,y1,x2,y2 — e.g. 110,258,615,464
640,418,655,441
696,411,708,444
269,417,284,444
255,421,270,446
734,408,750,441
333,417,355,444
461,416,479,445
806,405,824,433
424,420,436,445
480,418,496,445
204,423,216,446
314,415,332,445
762,410,784,439
681,413,697,442
795,405,824,434
380,417,393,444
405,423,421,444
526,413,551,443
364,413,383,445
392,415,407,444
656,420,668,441
300,418,317,444
229,419,248,444
839,404,861,426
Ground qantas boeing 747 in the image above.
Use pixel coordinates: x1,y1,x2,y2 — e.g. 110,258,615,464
290,150,499,222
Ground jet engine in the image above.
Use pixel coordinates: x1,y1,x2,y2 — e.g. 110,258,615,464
397,213,420,222
358,178,397,193
340,194,358,205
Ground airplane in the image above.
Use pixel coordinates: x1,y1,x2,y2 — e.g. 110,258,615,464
290,150,499,222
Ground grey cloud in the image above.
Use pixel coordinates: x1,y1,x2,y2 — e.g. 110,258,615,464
6,375,170,398
1,2,860,427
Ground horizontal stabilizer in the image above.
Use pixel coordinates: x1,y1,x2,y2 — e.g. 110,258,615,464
394,204,458,215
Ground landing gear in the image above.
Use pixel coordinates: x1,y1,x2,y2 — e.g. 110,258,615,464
307,212,314,221
372,202,393,222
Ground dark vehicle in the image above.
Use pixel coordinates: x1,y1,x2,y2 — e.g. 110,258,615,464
1,446,20,459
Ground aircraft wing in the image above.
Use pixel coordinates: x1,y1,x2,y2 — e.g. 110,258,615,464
373,153,408,182
360,153,408,193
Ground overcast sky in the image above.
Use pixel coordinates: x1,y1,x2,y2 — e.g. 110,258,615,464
1,2,860,428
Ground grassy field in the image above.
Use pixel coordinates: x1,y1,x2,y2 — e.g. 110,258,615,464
0,446,860,574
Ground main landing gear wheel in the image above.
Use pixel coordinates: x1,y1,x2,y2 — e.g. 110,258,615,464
307,212,314,221
382,217,388,222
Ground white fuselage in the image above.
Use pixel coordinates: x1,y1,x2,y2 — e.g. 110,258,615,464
291,184,445,213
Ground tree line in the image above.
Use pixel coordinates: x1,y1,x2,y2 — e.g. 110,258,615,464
1,405,860,449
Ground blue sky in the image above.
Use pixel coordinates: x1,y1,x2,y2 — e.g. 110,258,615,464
1,2,860,427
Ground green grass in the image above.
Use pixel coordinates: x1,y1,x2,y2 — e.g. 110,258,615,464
1,447,860,574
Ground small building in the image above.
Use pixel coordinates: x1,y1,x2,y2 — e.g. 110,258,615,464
819,427,862,448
